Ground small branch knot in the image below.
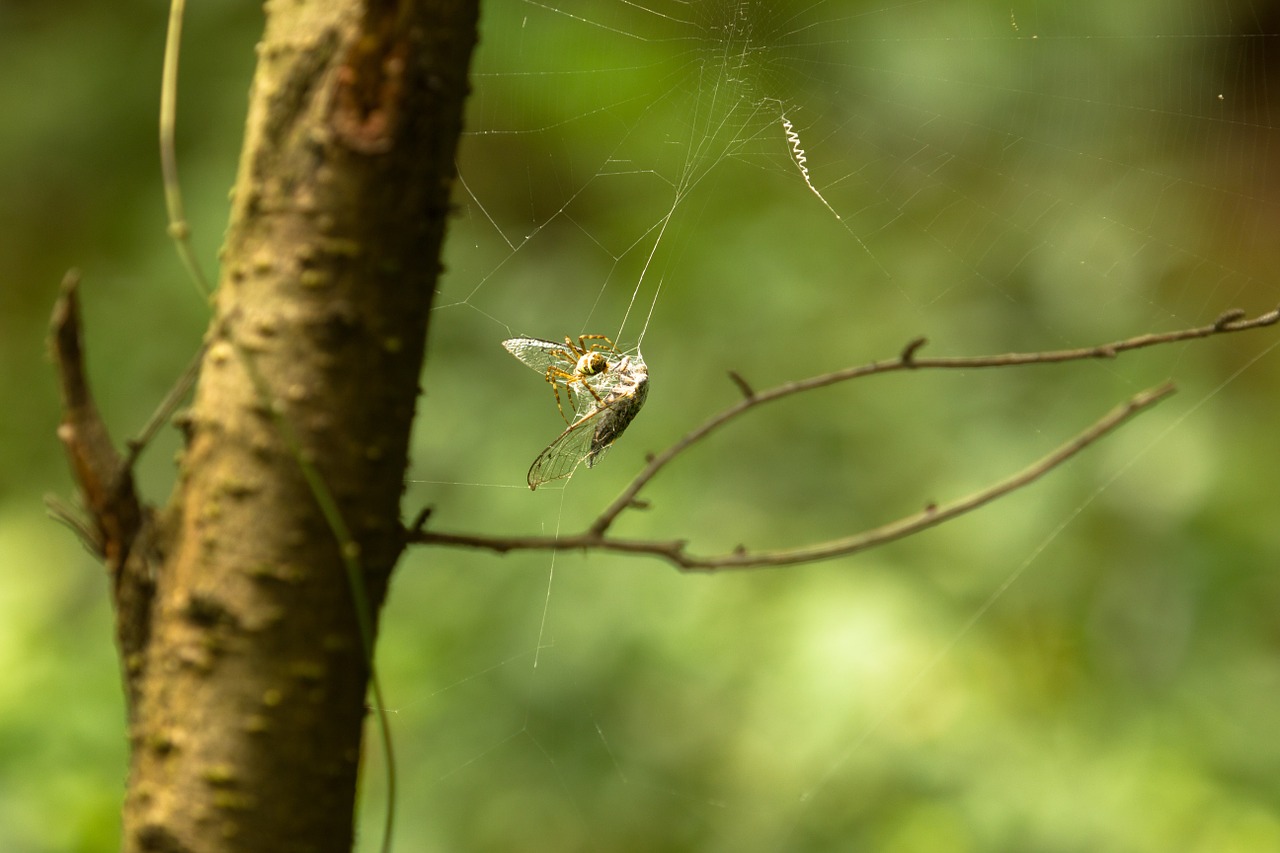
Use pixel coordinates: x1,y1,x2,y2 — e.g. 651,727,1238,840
1214,308,1247,329
727,370,755,399
901,337,928,365
408,505,432,536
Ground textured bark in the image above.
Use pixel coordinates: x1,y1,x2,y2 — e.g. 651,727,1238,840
111,2,478,850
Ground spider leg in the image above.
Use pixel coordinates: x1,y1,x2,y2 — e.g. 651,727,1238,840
575,376,604,404
545,340,579,367
553,382,571,424
544,366,575,423
560,377,604,423
543,364,606,422
577,334,617,354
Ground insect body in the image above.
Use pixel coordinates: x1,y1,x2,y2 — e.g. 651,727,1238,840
502,335,649,489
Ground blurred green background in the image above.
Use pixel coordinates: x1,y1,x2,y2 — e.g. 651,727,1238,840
4,1,1280,851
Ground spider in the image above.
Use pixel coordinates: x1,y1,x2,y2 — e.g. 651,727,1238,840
502,333,649,488
504,334,622,423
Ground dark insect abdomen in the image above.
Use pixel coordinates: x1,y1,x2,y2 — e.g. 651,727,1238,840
589,376,649,462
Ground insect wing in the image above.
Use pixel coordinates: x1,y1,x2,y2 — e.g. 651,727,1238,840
527,408,604,489
502,337,571,375
564,375,609,419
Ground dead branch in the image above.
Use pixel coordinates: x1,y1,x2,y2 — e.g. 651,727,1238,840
412,384,1175,570
49,270,156,714
588,304,1280,537
410,304,1278,570
50,271,139,560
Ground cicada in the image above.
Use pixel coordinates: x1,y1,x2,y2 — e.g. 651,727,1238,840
502,335,649,490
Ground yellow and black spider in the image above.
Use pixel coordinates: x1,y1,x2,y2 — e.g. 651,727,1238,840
504,334,621,423
502,334,649,489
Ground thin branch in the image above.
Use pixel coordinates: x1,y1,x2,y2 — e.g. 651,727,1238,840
410,305,1279,570
50,270,154,713
411,383,1175,571
587,304,1279,536
160,0,211,298
727,370,755,398
122,341,206,472
49,270,142,565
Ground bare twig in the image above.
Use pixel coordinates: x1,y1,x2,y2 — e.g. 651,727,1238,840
122,341,206,472
410,383,1176,570
50,270,155,713
50,270,143,566
160,0,211,298
409,305,1280,571
587,305,1279,536
727,370,755,398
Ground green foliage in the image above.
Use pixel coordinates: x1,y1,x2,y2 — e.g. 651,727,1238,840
4,1,1279,851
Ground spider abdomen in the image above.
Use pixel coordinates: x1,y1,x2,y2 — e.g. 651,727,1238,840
576,351,608,377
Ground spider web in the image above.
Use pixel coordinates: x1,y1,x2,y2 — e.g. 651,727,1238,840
388,1,1280,849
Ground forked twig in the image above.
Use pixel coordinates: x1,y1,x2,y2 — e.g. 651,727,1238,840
587,305,1279,536
409,305,1279,570
412,383,1175,570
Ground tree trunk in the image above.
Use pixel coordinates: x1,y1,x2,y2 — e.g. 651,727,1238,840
74,2,478,849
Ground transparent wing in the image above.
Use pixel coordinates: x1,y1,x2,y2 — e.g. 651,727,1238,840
563,385,599,421
502,337,571,375
527,373,648,488
504,336,635,421
527,408,604,489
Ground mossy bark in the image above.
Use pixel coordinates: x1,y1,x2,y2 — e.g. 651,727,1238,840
117,2,478,849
